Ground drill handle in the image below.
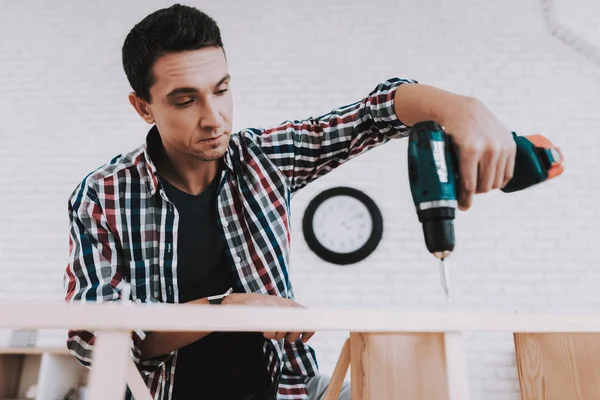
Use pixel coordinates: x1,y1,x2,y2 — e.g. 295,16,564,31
501,133,564,193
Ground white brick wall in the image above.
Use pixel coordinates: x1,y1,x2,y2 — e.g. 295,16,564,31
1,0,599,398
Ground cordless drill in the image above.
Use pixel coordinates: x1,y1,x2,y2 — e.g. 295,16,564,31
407,121,564,305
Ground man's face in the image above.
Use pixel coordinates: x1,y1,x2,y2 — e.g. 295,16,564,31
145,46,233,162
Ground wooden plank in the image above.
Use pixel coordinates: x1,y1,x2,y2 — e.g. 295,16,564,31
6,303,600,333
0,347,70,355
126,358,153,400
323,338,351,400
16,354,41,399
515,333,600,400
87,330,130,400
350,332,449,400
444,332,470,400
0,354,24,398
37,353,86,400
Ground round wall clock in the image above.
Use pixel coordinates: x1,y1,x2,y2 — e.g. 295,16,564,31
302,186,383,265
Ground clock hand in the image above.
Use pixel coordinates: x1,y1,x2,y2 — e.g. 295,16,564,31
344,213,362,223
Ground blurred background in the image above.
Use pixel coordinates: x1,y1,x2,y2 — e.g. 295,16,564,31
0,0,598,398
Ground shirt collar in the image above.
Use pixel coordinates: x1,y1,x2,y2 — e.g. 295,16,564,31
142,125,234,196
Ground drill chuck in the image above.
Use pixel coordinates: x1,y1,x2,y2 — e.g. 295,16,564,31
417,205,456,259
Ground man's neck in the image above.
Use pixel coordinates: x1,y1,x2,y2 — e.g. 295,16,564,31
156,146,220,196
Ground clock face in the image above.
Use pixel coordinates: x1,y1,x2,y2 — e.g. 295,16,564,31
303,186,383,265
312,195,373,254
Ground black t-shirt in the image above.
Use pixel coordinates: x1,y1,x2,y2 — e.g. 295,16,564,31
159,174,273,400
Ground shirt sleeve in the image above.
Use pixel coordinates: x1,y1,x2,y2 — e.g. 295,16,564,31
246,77,417,193
63,180,173,373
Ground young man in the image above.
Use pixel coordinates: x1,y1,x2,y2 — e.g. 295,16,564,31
64,4,515,400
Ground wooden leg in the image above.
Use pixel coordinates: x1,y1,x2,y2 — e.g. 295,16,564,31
515,332,600,400
126,358,153,400
444,332,470,400
0,355,24,398
350,332,450,400
323,338,351,400
87,330,131,400
37,353,87,399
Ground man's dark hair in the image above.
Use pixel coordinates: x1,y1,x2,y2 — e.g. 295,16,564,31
122,4,224,103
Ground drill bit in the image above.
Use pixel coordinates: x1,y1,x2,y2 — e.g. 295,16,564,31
439,258,453,310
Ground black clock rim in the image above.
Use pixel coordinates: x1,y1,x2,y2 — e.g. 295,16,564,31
302,186,383,265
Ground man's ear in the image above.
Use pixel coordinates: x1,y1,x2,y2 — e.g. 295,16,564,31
128,92,155,124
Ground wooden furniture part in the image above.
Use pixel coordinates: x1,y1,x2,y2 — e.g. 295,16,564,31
7,303,600,399
87,330,132,400
321,332,470,400
0,353,25,398
350,332,450,400
7,303,600,333
515,333,600,400
443,332,471,400
0,345,152,400
127,358,153,400
0,347,87,400
323,338,351,400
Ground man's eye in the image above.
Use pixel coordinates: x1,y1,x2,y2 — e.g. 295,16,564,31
216,88,228,95
175,100,194,107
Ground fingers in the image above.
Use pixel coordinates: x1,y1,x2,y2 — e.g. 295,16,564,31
477,148,499,194
457,146,479,211
264,331,315,343
301,332,315,343
494,152,509,190
457,132,515,210
502,141,516,188
287,331,315,343
493,136,516,190
484,137,516,192
285,332,303,342
264,332,287,341
251,296,313,343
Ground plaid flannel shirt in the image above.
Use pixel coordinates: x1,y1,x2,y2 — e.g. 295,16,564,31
64,77,416,399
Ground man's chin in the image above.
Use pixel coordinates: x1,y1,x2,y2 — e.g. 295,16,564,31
192,147,227,162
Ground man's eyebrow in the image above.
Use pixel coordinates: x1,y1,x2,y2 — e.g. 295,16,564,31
165,74,231,98
215,73,231,88
166,87,199,97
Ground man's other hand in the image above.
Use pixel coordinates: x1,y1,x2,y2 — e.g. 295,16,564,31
223,293,315,343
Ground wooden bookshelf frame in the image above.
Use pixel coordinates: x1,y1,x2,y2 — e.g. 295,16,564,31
3,303,600,399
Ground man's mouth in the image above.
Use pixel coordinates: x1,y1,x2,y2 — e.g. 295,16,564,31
200,134,222,142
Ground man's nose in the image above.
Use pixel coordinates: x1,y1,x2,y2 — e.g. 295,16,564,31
200,99,224,129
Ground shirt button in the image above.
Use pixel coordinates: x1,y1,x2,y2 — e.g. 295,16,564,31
235,256,242,263
222,220,229,227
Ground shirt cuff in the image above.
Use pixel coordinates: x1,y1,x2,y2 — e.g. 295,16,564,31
370,77,419,135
